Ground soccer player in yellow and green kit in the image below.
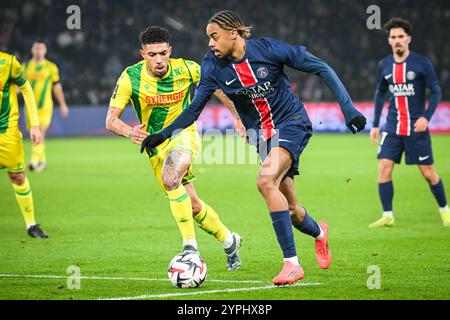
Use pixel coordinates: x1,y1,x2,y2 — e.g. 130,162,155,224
24,40,69,172
0,51,48,238
105,27,243,270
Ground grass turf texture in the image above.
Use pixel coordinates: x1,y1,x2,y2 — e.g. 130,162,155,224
0,134,449,300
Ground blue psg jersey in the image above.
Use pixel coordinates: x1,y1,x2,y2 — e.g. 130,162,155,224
198,38,311,142
376,51,439,136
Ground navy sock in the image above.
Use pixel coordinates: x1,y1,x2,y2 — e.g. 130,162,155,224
429,179,448,208
270,210,297,258
378,181,394,212
294,211,321,238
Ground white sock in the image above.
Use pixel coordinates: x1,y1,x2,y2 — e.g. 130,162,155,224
439,205,449,213
183,239,198,250
383,211,394,218
222,231,234,249
284,256,300,266
26,223,36,229
315,225,325,240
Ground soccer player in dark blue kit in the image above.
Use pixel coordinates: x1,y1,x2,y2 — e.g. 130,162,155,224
369,18,450,228
141,10,366,284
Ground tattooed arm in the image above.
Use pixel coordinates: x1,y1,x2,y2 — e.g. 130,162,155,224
105,106,149,144
213,89,246,139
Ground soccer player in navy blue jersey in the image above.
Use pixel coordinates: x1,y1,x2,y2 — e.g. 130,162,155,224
141,10,366,284
369,18,450,228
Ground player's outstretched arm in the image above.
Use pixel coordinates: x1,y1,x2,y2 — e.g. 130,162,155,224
301,51,366,133
139,103,203,154
106,106,148,144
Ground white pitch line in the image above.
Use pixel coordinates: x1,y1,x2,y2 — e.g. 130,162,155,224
0,274,265,284
100,282,322,300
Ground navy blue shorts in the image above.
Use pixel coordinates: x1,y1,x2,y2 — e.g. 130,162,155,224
257,124,312,177
377,131,434,165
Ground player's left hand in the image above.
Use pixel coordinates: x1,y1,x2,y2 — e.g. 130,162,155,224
140,133,167,154
29,126,41,145
347,115,367,134
60,104,70,118
414,116,428,132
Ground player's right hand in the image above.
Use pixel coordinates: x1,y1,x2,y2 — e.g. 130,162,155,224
346,114,367,134
29,126,41,145
234,118,247,141
128,123,149,144
140,133,167,154
370,127,380,144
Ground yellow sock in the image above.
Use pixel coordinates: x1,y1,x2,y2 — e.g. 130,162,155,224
31,142,45,163
12,178,36,228
167,186,196,241
194,200,230,242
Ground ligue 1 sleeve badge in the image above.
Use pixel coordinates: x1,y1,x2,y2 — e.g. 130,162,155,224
407,71,416,81
257,66,268,79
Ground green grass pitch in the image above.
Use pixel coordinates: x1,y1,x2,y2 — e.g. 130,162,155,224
0,134,449,300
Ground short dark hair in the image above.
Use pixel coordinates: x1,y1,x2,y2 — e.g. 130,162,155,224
384,17,413,36
139,26,170,46
33,39,46,45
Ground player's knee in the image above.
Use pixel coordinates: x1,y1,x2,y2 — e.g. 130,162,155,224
162,176,181,191
9,172,26,185
256,174,276,195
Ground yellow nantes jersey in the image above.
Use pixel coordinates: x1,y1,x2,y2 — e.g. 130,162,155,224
109,58,201,134
0,52,35,135
24,58,60,110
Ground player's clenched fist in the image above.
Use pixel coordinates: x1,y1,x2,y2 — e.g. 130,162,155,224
128,123,149,144
346,114,367,134
140,133,167,154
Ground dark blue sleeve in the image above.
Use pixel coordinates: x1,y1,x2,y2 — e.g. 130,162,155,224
423,58,441,121
159,55,218,139
263,38,306,70
300,51,361,123
425,83,442,121
373,60,388,127
373,90,386,127
376,60,388,93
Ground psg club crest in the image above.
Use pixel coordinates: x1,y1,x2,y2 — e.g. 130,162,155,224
407,71,416,81
257,67,268,79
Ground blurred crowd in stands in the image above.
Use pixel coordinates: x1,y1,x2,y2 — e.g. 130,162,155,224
1,0,449,105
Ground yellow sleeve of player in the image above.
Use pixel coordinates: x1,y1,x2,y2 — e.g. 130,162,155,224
185,60,201,84
12,56,39,127
109,71,132,109
51,63,61,83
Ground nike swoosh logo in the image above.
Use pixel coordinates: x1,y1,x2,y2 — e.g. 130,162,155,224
384,74,392,80
419,155,430,161
278,139,292,143
225,78,237,85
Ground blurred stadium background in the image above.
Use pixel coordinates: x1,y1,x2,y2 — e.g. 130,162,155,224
1,0,450,301
1,0,449,136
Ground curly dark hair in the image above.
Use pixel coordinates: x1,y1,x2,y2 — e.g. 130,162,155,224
139,26,170,46
384,17,413,36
